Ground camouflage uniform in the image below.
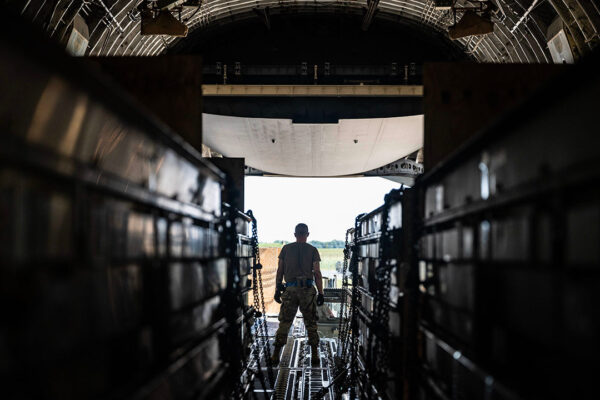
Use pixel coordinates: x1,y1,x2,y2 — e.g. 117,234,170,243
275,285,319,347
274,242,321,347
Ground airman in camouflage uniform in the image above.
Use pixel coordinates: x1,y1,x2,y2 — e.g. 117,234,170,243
272,223,325,366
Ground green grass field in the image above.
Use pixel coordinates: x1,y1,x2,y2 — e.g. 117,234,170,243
318,248,344,271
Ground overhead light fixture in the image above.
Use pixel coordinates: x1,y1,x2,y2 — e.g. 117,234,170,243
141,10,188,36
446,1,495,40
65,14,89,56
432,0,453,10
448,10,494,40
139,0,201,37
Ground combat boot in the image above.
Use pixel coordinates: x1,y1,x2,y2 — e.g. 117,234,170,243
271,345,283,366
311,344,320,366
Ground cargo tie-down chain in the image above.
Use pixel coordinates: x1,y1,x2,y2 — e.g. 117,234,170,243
247,210,276,387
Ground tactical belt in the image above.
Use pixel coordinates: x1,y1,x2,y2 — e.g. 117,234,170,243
285,279,314,287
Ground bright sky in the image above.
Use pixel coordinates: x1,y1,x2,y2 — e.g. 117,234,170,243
245,177,400,242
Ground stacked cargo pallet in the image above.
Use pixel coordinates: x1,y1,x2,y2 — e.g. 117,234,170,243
415,54,600,399
338,55,599,400
348,189,408,399
0,19,255,400
222,206,271,398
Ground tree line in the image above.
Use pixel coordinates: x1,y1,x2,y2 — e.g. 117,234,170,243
271,239,345,248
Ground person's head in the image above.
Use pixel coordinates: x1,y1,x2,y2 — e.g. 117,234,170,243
294,223,309,242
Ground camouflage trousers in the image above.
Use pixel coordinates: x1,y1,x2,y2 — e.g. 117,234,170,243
274,286,320,347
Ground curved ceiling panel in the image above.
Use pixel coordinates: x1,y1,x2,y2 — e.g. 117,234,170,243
203,113,424,176
13,0,600,63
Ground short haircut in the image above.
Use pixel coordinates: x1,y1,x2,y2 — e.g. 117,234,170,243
295,223,309,235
